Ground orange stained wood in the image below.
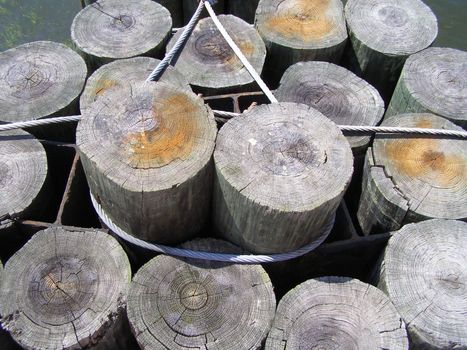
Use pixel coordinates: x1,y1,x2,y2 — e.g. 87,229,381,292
384,119,465,187
126,93,201,169
227,40,255,67
264,0,334,41
94,79,118,98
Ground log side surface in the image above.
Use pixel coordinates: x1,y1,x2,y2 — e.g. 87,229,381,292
374,219,467,349
79,56,191,114
0,41,87,123
266,276,408,349
385,47,467,129
357,113,467,234
127,238,276,350
0,129,47,220
344,0,438,100
0,227,132,350
77,82,217,244
71,0,172,67
213,102,353,253
255,0,347,81
167,15,266,95
275,61,385,155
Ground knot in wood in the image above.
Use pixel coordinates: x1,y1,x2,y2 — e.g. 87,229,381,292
195,32,233,62
6,61,53,99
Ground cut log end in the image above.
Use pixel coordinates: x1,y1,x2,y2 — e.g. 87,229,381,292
266,277,409,350
0,227,132,350
213,102,353,253
127,238,276,350
376,219,467,349
345,0,438,55
79,56,191,114
357,113,467,234
77,81,217,243
0,130,48,220
71,0,172,67
386,47,467,128
0,41,87,123
276,61,384,154
256,0,347,47
168,15,266,95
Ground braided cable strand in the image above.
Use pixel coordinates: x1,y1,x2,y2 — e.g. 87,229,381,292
0,115,82,132
90,191,333,263
204,1,278,103
145,0,206,82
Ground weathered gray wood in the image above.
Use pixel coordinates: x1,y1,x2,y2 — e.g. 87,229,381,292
266,276,408,349
79,56,191,114
71,0,172,69
374,219,467,349
357,113,467,235
228,0,260,24
344,0,438,101
183,0,225,24
0,227,134,350
127,238,276,349
167,15,266,95
213,102,353,253
275,61,385,156
84,0,183,26
0,130,48,221
0,41,86,123
255,0,348,84
77,81,217,244
386,47,467,129
0,263,21,350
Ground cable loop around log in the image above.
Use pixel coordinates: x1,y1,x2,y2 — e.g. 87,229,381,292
90,191,334,263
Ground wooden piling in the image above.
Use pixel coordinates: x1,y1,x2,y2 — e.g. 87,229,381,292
255,0,348,85
213,102,353,253
167,15,266,95
344,0,438,101
0,130,48,222
275,61,385,156
0,227,135,350
127,238,276,349
71,0,172,69
385,47,467,129
0,263,21,350
0,41,86,124
357,113,467,235
77,82,217,244
374,219,467,349
228,0,260,24
183,0,225,25
266,277,408,349
79,56,191,114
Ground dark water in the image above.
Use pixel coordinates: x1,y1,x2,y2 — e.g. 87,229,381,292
0,1,466,51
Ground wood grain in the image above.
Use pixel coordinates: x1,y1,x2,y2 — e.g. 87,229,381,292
276,61,384,155
0,130,48,221
213,102,353,253
266,276,408,349
79,56,191,114
77,82,217,244
357,113,467,234
255,0,347,83
0,41,86,123
386,47,467,129
71,0,172,68
167,15,266,95
0,227,133,350
374,219,467,349
127,238,276,350
344,0,438,101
